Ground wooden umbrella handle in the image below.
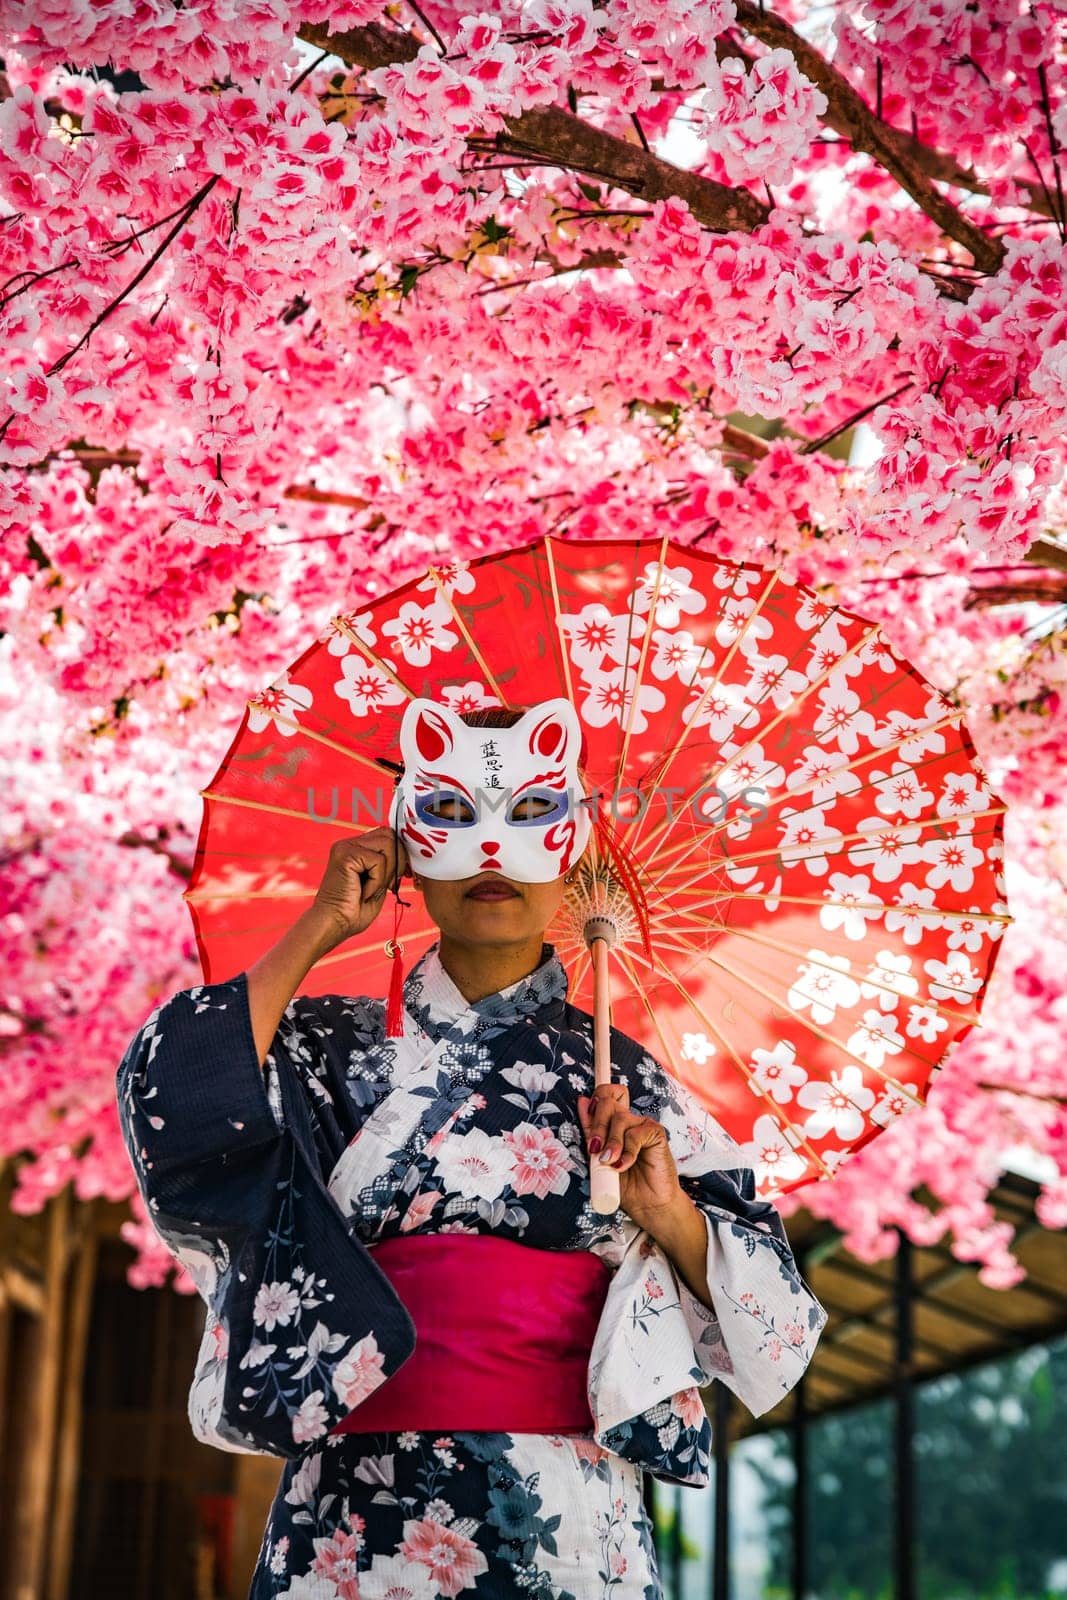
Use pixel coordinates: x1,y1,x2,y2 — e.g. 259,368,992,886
589,935,622,1215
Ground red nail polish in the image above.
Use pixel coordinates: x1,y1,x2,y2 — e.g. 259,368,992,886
589,1136,602,1155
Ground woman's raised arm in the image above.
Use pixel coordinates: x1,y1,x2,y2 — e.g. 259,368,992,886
246,826,409,1065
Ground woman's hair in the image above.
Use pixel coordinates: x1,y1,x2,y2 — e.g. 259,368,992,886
457,707,526,730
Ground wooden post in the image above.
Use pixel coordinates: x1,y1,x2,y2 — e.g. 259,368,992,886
232,1456,285,1594
46,1202,99,1600
894,1231,916,1600
791,1374,810,1600
791,1246,811,1600
18,1186,71,1600
712,1383,732,1600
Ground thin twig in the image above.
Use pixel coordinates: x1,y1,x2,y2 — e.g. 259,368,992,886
1036,62,1066,237
629,112,651,153
290,48,332,93
48,177,218,376
404,0,448,53
800,380,915,455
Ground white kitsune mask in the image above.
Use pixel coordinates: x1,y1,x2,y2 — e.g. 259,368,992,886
390,697,592,882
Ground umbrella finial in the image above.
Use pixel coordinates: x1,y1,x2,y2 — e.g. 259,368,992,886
582,912,619,951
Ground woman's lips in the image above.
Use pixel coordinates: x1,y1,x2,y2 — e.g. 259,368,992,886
466,883,519,900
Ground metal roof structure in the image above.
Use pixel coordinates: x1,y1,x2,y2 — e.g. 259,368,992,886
745,1169,1067,1437
659,1172,1067,1600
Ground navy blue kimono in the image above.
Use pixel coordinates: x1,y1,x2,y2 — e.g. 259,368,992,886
117,940,824,1597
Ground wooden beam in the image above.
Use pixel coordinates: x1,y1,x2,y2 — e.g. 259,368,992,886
815,1268,960,1364
1,1264,46,1316
46,1203,100,1600
18,1187,71,1599
827,1235,1067,1325
739,1310,1067,1439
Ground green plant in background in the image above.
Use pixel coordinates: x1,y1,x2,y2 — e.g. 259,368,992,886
752,1336,1067,1600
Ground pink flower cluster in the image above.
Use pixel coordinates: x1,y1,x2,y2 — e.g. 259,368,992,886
2,0,299,89
0,0,1065,1291
699,48,829,187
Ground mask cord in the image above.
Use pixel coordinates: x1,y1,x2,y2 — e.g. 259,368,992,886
385,769,411,1039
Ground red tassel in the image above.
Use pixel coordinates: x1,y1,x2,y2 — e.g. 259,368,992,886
384,893,406,1038
385,940,406,1043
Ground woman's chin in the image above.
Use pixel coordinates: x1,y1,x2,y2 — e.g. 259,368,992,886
462,898,527,927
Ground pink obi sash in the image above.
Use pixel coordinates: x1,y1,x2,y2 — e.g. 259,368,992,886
330,1234,611,1436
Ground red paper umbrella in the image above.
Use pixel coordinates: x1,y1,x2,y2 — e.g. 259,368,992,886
185,535,1011,1197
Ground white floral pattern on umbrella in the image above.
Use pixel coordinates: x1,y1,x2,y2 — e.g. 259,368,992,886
247,672,313,735
191,534,1010,1198
558,603,643,671
633,561,707,628
381,600,459,666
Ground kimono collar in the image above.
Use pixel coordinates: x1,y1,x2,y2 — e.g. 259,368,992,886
403,940,569,1043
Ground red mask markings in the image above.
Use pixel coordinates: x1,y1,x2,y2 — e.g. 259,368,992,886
412,767,477,805
546,819,577,871
528,709,570,763
412,706,454,764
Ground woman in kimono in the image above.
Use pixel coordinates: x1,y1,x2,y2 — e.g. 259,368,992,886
117,697,826,1600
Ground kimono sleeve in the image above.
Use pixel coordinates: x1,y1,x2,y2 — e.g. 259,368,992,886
639,1053,828,1418
115,972,415,1460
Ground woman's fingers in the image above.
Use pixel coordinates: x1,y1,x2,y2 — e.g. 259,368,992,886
577,1092,673,1200
575,1087,634,1167
596,1106,638,1167
361,845,391,900
610,1118,663,1173
315,828,404,939
579,1082,629,1156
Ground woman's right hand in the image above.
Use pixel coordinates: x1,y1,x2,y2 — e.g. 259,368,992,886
312,827,411,947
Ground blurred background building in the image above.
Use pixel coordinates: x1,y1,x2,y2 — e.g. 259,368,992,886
1,1168,1064,1600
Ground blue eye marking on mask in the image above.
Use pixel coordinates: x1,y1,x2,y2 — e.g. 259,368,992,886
506,789,568,826
414,790,476,828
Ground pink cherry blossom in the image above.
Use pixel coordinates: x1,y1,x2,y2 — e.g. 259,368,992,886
699,50,828,186
0,0,1063,1301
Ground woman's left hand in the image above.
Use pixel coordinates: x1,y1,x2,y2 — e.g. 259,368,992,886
577,1083,682,1228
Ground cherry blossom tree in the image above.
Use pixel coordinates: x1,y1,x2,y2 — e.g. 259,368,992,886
0,0,1065,1291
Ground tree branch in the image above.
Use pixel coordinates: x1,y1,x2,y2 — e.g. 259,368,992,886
964,576,1067,607
656,71,1058,224
1002,537,1067,576
731,2,1006,275
39,444,1067,575
299,21,989,298
720,422,771,460
857,123,1056,225
117,829,193,881
299,19,769,233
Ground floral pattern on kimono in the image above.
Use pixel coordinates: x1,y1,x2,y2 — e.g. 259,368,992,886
255,1428,663,1600
117,940,827,1594
117,975,417,1456
116,941,825,1484
120,940,831,1593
